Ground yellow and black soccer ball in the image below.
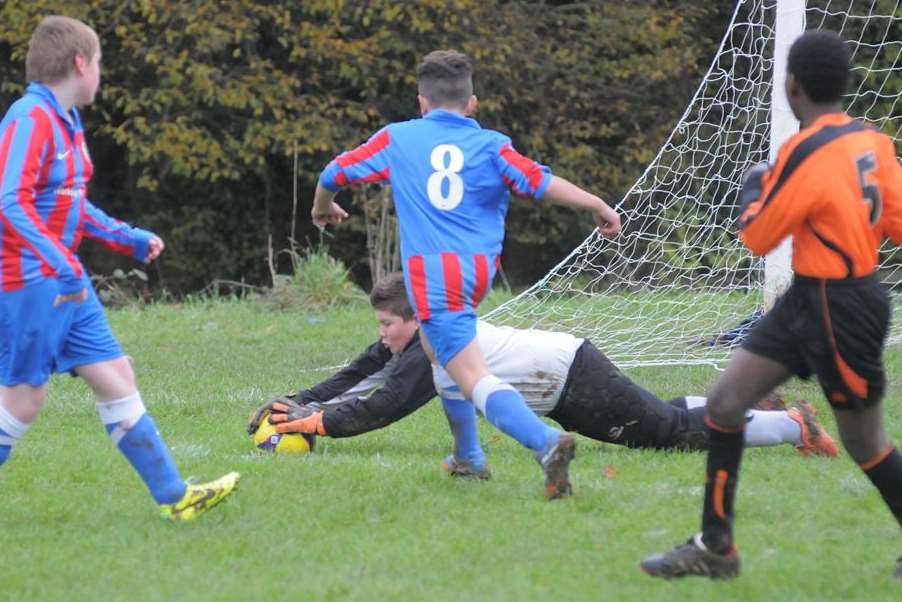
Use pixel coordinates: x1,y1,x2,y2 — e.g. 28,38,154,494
252,410,316,454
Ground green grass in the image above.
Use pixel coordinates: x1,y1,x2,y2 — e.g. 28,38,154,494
4,298,902,601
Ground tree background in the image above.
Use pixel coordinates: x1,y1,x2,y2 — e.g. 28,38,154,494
0,1,735,293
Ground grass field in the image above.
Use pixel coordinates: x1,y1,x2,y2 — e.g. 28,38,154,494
5,298,902,601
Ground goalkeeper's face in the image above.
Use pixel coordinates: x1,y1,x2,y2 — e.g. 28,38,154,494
375,309,419,354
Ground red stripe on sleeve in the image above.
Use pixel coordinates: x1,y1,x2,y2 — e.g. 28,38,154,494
336,129,390,169
407,255,431,321
354,168,390,185
471,254,489,306
500,143,545,193
83,212,134,255
442,252,464,311
502,175,529,199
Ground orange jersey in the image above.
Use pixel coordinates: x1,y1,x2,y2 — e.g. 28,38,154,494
739,113,902,279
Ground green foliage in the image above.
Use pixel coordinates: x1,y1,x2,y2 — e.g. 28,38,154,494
263,246,366,311
0,1,733,292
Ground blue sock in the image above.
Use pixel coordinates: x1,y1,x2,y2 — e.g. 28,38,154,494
441,396,485,466
473,375,559,452
98,394,186,504
0,402,28,468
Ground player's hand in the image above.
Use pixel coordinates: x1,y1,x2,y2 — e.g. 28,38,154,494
738,161,771,217
594,205,622,238
269,404,327,436
246,395,301,435
53,287,88,307
145,235,165,264
311,202,349,229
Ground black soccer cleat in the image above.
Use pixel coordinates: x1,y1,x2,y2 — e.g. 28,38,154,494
640,533,740,580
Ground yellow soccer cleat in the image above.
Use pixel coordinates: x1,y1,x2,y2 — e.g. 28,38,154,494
159,472,240,521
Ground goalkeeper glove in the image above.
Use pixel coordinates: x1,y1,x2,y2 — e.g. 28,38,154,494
246,395,302,435
269,403,327,436
737,161,771,224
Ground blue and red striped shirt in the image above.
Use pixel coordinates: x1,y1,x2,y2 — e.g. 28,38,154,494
0,83,153,294
319,109,552,261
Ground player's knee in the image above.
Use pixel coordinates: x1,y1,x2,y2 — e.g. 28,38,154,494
0,386,47,423
704,391,745,426
839,428,887,465
81,357,137,401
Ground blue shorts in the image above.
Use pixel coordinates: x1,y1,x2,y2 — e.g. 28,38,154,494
404,252,498,366
0,276,123,386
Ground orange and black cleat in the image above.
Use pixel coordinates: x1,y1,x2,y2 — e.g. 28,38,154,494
787,401,839,457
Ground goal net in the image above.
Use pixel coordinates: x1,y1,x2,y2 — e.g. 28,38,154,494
485,0,902,368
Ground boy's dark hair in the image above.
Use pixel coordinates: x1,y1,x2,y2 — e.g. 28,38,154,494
788,30,850,103
370,272,415,320
417,49,473,109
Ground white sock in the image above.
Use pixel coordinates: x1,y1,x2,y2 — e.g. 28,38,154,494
684,395,707,410
96,392,147,445
745,410,801,447
0,401,29,459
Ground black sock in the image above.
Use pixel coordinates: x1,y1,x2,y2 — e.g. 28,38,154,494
701,416,745,554
862,447,902,528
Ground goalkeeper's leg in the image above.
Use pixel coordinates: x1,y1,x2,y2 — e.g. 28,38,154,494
548,340,694,449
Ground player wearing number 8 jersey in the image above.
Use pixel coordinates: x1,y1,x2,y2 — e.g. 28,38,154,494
314,49,621,499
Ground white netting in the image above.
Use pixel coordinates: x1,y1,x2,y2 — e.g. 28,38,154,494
486,0,902,368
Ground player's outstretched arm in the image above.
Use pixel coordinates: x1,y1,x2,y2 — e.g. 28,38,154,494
318,338,437,438
83,199,163,263
311,183,349,229
542,176,621,238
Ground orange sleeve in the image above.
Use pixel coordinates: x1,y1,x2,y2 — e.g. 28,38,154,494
739,152,822,256
877,138,902,244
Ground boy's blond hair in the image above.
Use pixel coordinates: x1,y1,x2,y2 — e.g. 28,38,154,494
26,16,99,84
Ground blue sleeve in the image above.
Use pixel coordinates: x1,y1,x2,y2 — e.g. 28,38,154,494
319,127,392,191
492,139,553,201
82,200,153,262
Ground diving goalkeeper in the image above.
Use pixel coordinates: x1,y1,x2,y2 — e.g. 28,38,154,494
247,273,837,476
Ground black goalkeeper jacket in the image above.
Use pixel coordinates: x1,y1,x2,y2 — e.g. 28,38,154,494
297,335,436,438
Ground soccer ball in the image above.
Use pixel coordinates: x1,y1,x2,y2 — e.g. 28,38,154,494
252,411,316,454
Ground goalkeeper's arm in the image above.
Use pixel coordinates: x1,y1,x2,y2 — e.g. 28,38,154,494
298,340,394,405
318,337,437,438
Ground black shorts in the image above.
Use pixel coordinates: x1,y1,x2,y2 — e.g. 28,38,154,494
741,274,890,410
548,340,707,450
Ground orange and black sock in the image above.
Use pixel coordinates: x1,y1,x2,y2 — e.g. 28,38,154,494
861,446,902,527
700,416,745,555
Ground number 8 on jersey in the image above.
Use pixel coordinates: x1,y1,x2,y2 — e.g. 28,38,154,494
428,144,465,210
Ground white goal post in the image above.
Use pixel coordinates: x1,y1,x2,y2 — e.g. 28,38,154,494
486,0,902,368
